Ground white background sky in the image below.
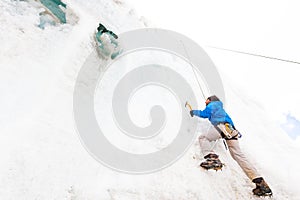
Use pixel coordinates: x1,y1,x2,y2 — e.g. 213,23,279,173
125,0,300,60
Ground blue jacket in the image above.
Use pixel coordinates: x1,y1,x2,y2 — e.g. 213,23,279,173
192,101,234,126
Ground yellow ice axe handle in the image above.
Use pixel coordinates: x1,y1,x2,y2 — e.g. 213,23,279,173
185,101,193,111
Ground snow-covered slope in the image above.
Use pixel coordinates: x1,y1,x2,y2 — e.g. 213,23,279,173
1,0,300,199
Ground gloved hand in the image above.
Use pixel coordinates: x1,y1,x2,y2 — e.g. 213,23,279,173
108,31,118,39
190,110,194,117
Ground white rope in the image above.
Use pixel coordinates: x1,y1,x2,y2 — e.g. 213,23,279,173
180,40,206,100
208,46,300,65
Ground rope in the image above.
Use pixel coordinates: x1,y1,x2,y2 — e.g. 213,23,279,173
207,46,300,65
180,40,206,100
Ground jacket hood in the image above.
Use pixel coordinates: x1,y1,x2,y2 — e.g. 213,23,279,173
209,100,223,107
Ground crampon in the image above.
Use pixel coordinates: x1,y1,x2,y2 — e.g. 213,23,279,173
252,177,273,197
200,157,224,171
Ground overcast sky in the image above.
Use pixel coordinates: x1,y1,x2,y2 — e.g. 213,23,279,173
126,0,300,61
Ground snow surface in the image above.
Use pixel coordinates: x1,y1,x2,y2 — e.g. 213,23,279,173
1,0,300,199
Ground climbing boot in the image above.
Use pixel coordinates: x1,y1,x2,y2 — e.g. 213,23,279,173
200,153,224,171
252,177,272,197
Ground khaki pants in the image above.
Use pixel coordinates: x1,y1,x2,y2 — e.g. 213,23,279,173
199,126,260,180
